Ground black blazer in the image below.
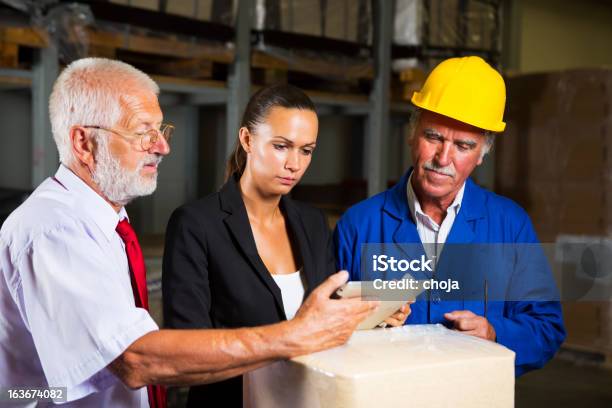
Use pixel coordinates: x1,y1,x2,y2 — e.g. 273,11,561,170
162,174,335,407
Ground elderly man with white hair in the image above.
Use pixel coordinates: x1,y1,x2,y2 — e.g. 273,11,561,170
0,58,377,407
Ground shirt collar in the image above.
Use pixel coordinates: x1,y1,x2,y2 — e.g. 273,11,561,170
54,164,128,241
406,171,465,226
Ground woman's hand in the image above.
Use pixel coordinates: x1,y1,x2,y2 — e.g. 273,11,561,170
289,271,379,355
382,302,414,327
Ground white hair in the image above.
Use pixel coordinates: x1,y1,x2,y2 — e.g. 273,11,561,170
407,108,496,159
49,57,159,166
482,131,496,158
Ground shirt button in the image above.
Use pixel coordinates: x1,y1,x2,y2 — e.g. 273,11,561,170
431,292,441,303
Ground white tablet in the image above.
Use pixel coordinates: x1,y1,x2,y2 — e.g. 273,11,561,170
335,276,425,330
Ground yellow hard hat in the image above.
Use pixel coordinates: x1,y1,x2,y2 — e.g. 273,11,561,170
411,56,506,132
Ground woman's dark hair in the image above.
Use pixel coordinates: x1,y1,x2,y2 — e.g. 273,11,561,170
225,84,316,181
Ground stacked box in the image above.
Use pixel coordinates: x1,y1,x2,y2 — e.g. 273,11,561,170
496,69,612,354
466,0,497,50
110,0,227,23
428,0,460,48
255,0,371,44
110,0,157,11
497,69,611,241
165,1,194,17
394,0,422,46
195,0,214,21
324,0,350,41
415,0,498,51
290,0,323,37
324,0,370,44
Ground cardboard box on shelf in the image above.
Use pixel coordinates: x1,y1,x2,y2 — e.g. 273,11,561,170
324,0,349,41
195,0,213,21
466,0,496,50
394,0,422,46
166,1,196,18
289,0,322,37
109,0,216,21
255,0,370,44
123,0,158,11
428,0,459,47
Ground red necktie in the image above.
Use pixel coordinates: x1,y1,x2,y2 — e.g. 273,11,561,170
116,219,167,408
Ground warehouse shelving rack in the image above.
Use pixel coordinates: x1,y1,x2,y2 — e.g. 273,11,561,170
0,0,403,200
0,0,501,206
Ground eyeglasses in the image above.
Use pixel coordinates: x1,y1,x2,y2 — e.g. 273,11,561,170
82,124,174,151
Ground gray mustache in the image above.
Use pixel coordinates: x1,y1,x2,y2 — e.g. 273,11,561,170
424,162,455,177
143,155,163,167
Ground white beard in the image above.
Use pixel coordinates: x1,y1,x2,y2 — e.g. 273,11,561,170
92,134,161,206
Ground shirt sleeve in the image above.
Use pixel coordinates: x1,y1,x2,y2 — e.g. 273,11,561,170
12,220,158,401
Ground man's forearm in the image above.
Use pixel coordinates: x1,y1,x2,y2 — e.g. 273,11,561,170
111,319,304,388
161,361,270,387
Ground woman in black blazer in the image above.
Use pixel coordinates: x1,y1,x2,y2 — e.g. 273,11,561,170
162,84,409,407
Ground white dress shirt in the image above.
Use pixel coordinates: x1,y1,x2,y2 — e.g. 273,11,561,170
0,165,158,407
406,172,465,260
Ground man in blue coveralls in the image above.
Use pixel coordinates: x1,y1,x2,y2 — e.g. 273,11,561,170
334,56,566,376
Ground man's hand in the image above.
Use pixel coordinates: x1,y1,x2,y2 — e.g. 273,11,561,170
383,302,414,327
289,271,379,356
444,310,496,341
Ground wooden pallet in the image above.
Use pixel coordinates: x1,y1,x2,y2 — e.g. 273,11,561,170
0,25,233,78
87,27,233,63
0,42,18,68
252,49,373,81
0,26,47,48
0,27,42,69
0,24,386,99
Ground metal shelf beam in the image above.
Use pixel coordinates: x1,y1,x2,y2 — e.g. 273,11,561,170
365,0,393,197
222,0,253,187
31,45,59,188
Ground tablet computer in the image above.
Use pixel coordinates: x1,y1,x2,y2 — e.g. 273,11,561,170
335,275,425,330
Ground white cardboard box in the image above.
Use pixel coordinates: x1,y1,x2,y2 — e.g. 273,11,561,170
245,324,515,408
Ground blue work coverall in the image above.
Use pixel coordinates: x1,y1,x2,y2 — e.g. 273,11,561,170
334,169,566,376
